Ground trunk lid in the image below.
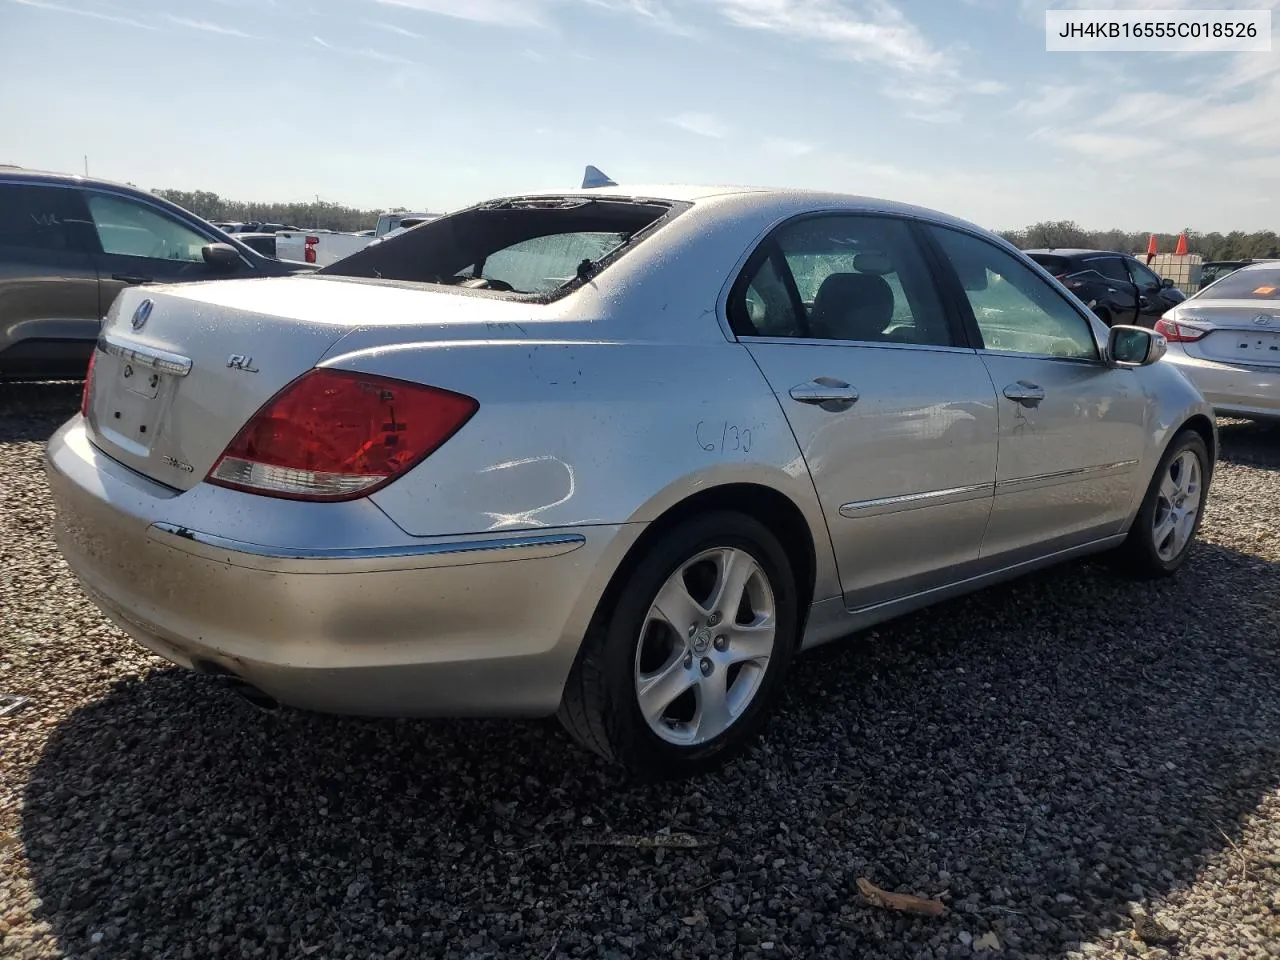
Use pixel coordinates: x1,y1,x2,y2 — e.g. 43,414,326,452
85,275,556,490
1172,300,1280,368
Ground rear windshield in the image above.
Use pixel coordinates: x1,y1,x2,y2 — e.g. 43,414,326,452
321,195,684,300
1199,266,1280,300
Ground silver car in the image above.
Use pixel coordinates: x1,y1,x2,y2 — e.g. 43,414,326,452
1157,260,1280,422
46,185,1217,779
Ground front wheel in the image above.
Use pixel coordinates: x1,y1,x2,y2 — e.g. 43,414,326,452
1113,428,1210,578
558,511,800,780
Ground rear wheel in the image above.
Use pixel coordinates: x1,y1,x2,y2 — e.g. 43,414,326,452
1113,428,1209,578
558,511,799,780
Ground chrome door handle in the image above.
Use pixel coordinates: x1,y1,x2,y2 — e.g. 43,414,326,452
1003,381,1045,407
789,378,859,410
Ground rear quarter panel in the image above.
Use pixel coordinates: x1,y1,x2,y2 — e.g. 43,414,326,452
330,335,841,603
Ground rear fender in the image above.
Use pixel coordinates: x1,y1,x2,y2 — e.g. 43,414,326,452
324,338,828,548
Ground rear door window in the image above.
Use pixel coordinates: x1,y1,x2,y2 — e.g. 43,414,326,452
1086,257,1131,284
0,183,91,253
731,214,956,347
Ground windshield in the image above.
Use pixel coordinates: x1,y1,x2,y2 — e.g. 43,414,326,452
1199,266,1280,300
322,196,680,298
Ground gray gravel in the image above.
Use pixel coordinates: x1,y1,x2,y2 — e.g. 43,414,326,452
3,382,1279,960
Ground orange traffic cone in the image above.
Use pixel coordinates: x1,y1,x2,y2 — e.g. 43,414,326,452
1174,233,1188,256
1146,234,1157,265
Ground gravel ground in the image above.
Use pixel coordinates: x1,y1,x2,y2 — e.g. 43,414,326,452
2,381,1279,960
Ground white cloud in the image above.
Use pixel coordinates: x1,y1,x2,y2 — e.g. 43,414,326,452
367,19,423,38
712,0,950,74
166,15,258,38
373,0,545,27
1012,84,1079,118
766,137,816,156
971,79,1007,95
581,0,696,36
1226,157,1280,180
522,48,549,62
312,34,413,64
667,112,731,139
1034,128,1163,163
7,0,158,30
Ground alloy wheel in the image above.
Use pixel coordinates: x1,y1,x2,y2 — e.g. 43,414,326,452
633,547,777,746
1152,449,1203,562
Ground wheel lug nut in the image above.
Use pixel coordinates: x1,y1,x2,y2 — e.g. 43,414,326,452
713,635,728,651
708,612,722,627
700,658,713,676
683,653,693,669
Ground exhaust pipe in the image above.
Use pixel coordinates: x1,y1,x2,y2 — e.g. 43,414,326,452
192,660,279,712
224,677,280,712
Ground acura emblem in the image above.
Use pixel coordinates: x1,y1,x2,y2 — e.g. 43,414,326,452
1253,314,1274,326
131,299,154,331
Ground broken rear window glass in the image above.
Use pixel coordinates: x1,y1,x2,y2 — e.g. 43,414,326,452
320,195,685,300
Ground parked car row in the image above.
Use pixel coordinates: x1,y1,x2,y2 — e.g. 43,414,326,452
274,211,442,266
46,181,1222,778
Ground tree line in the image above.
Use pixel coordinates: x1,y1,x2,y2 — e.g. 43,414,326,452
997,220,1280,262
151,188,403,233
148,190,1280,260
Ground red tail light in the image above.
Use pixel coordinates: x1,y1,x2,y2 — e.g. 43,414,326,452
80,348,97,417
206,368,478,501
1154,317,1207,343
304,236,318,264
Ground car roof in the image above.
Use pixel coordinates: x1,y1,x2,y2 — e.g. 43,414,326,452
494,182,999,237
1222,259,1280,273
0,166,150,193
1022,248,1128,259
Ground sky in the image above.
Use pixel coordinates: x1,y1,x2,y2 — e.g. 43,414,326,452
1,0,1278,233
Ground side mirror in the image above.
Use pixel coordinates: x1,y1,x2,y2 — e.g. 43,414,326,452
202,242,240,269
1106,324,1166,368
1160,276,1174,289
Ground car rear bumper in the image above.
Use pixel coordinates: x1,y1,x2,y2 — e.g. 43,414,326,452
1165,350,1280,420
45,417,640,717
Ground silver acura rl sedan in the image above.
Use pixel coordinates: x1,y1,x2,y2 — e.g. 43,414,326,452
47,185,1217,778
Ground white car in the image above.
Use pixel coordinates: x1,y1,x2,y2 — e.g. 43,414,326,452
1157,260,1280,421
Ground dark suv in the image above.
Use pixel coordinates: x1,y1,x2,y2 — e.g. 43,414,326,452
0,169,316,381
1024,248,1185,328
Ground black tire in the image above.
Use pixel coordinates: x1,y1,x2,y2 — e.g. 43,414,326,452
1112,428,1210,579
557,510,800,780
